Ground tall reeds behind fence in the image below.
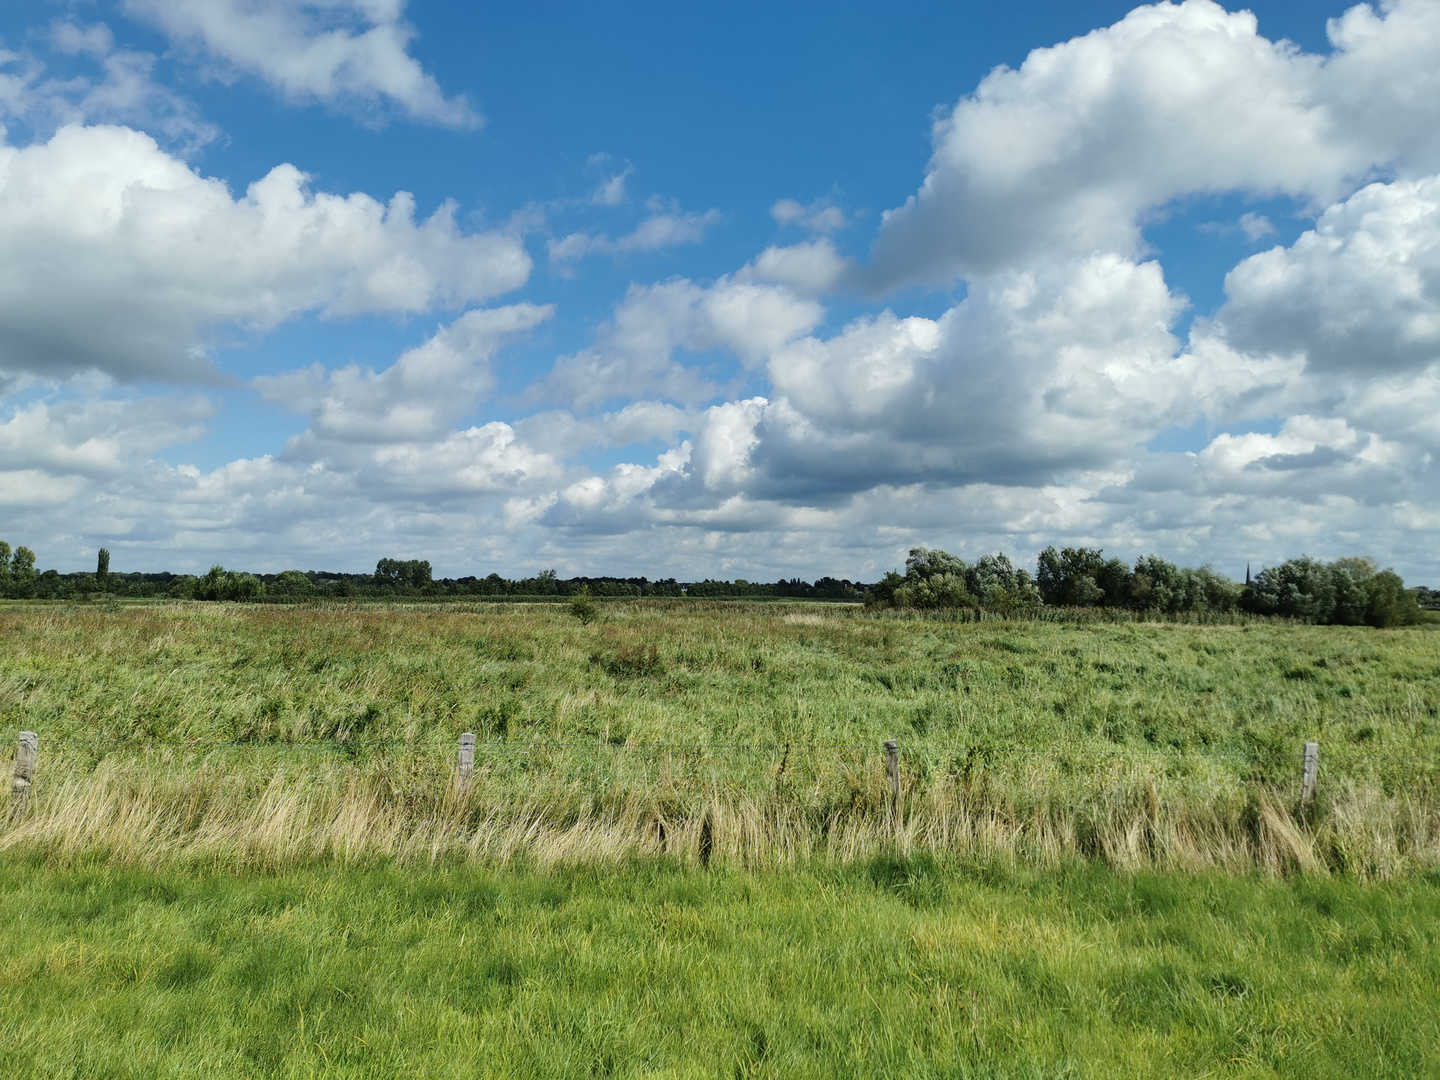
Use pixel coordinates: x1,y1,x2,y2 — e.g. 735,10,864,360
5,736,1436,877
4,603,1437,875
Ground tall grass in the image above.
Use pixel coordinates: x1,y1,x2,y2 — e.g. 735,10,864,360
3,602,1438,875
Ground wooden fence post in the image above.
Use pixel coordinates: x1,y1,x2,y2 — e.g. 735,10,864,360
1300,741,1319,811
457,732,476,793
11,731,37,818
884,739,899,824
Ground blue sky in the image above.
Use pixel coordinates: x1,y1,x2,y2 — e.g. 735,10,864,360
2,0,1438,581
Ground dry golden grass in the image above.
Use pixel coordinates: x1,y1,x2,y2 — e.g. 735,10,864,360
6,749,1436,877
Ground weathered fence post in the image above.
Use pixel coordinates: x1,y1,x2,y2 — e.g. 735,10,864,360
11,731,37,818
457,732,476,794
884,739,899,825
1300,741,1319,812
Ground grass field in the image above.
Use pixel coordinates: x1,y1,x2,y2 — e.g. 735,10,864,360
3,602,1438,1075
3,600,1439,874
2,858,1438,1078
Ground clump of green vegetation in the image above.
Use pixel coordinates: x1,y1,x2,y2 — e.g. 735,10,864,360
191,565,266,602
1248,555,1424,627
568,585,600,625
0,859,1436,1077
867,547,1042,611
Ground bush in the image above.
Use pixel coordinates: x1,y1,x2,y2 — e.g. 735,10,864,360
868,547,1040,611
569,586,600,625
1365,570,1422,628
894,572,974,609
194,565,267,602
272,570,316,598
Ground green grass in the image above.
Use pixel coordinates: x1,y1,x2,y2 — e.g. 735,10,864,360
3,604,1438,1074
3,601,1436,771
2,602,1439,873
1,858,1436,1078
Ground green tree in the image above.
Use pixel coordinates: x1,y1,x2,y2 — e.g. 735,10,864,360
1244,557,1334,621
375,559,433,590
864,570,906,609
11,546,36,580
1036,547,1105,606
1244,555,1408,625
869,547,1037,611
194,565,266,602
1364,570,1421,628
194,565,226,601
893,573,974,609
965,552,1041,611
97,548,110,592
273,570,315,598
905,547,968,580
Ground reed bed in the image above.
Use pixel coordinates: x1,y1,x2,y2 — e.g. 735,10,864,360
6,746,1438,877
3,601,1439,875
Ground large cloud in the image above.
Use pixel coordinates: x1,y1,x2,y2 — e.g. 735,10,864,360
0,395,212,483
122,0,476,127
752,255,1198,493
1219,173,1440,372
255,304,553,443
869,0,1440,288
0,124,530,382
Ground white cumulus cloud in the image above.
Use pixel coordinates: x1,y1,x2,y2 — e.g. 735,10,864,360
122,0,476,126
543,277,824,409
548,200,722,267
868,0,1440,288
0,124,530,383
0,21,217,150
254,303,553,443
1218,173,1440,372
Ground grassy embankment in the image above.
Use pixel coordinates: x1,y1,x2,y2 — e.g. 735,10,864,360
1,601,1437,874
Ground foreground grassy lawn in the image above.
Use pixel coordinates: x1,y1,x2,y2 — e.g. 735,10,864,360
1,859,1437,1078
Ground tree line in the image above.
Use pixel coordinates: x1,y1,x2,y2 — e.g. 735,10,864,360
0,540,1431,625
866,546,1430,627
0,546,866,603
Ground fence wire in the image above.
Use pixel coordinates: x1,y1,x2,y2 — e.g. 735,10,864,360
9,730,1294,776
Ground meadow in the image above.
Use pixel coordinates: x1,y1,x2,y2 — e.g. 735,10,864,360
2,600,1439,874
2,601,1439,1076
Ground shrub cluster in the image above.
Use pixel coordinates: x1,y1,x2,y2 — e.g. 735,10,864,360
1035,547,1239,614
1246,556,1422,627
865,545,1427,626
192,565,267,602
866,548,1041,612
